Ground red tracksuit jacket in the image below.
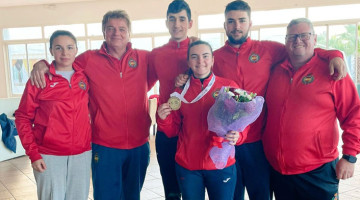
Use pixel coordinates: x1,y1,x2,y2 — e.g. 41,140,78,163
75,42,151,149
15,62,91,163
263,53,360,175
157,74,247,170
213,38,343,144
148,38,190,104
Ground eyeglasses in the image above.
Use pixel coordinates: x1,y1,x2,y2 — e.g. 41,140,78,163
285,32,313,42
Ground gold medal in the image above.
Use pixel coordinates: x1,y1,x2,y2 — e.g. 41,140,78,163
168,96,181,110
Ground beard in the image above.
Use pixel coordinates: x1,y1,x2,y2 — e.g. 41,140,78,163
227,31,248,45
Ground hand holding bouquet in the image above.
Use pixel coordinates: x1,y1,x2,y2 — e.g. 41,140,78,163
207,86,264,169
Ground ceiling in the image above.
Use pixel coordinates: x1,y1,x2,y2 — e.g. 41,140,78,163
0,0,98,7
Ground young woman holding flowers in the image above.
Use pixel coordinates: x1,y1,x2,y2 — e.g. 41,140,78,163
157,40,247,200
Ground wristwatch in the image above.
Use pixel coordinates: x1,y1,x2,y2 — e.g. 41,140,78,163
342,154,357,163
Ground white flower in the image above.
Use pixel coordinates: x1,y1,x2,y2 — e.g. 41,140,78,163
227,91,235,97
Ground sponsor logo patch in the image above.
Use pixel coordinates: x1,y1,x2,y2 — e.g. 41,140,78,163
302,74,314,85
128,58,137,68
248,53,260,63
79,81,87,90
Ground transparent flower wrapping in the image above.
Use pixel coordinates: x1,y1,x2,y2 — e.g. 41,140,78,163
207,86,265,169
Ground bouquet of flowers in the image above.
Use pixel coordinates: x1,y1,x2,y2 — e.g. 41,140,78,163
207,86,264,169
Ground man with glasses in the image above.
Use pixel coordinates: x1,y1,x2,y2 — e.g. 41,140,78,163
263,18,360,200
211,1,346,199
176,1,345,199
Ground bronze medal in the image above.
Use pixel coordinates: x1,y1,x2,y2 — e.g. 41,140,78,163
168,96,181,110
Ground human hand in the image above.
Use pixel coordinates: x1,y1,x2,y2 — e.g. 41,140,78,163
175,74,189,88
32,159,47,173
157,103,172,120
225,131,240,146
336,158,355,179
329,57,346,81
30,60,51,88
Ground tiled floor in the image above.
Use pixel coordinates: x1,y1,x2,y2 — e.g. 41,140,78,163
1,134,360,200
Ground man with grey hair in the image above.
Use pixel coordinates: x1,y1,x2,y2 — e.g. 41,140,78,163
263,18,360,199
30,10,151,200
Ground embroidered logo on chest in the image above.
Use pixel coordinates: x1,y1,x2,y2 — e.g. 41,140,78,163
128,58,137,68
302,74,314,85
248,53,260,63
79,81,87,90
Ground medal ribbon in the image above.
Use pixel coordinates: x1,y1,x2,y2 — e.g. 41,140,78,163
170,74,216,104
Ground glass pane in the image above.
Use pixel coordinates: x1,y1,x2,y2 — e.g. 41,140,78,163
3,27,42,40
132,19,167,34
200,33,224,51
27,43,46,74
77,41,86,55
44,24,85,38
46,42,53,64
252,8,305,26
154,36,170,48
309,4,360,22
328,24,357,82
8,44,28,94
314,26,327,49
87,23,103,36
90,40,104,50
198,14,224,29
131,37,152,51
259,27,286,44
250,30,259,40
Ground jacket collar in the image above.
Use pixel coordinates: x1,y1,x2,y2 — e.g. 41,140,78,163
190,72,214,88
99,41,133,57
224,37,251,53
48,61,82,76
281,51,319,73
167,37,190,49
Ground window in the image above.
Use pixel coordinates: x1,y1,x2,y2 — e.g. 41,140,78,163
328,24,357,81
309,4,360,22
200,33,224,50
259,27,286,44
198,14,224,29
131,37,152,51
132,19,167,34
44,24,85,38
87,23,103,36
3,27,42,40
252,8,305,26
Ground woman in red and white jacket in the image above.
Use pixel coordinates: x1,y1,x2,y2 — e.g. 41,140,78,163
15,30,91,200
157,40,247,200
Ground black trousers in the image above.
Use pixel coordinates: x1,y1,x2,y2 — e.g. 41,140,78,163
155,131,181,200
271,159,339,200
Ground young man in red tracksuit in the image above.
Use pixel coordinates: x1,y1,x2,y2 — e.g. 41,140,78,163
263,18,360,200
30,11,151,200
148,1,193,199
157,40,247,200
211,1,346,199
16,30,92,200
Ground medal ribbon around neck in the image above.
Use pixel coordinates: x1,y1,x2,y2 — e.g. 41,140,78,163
170,74,216,104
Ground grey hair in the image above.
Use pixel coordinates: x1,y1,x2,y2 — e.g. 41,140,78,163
287,18,315,33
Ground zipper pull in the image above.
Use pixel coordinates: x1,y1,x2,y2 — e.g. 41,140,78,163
69,83,72,88
120,72,122,78
290,78,293,84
